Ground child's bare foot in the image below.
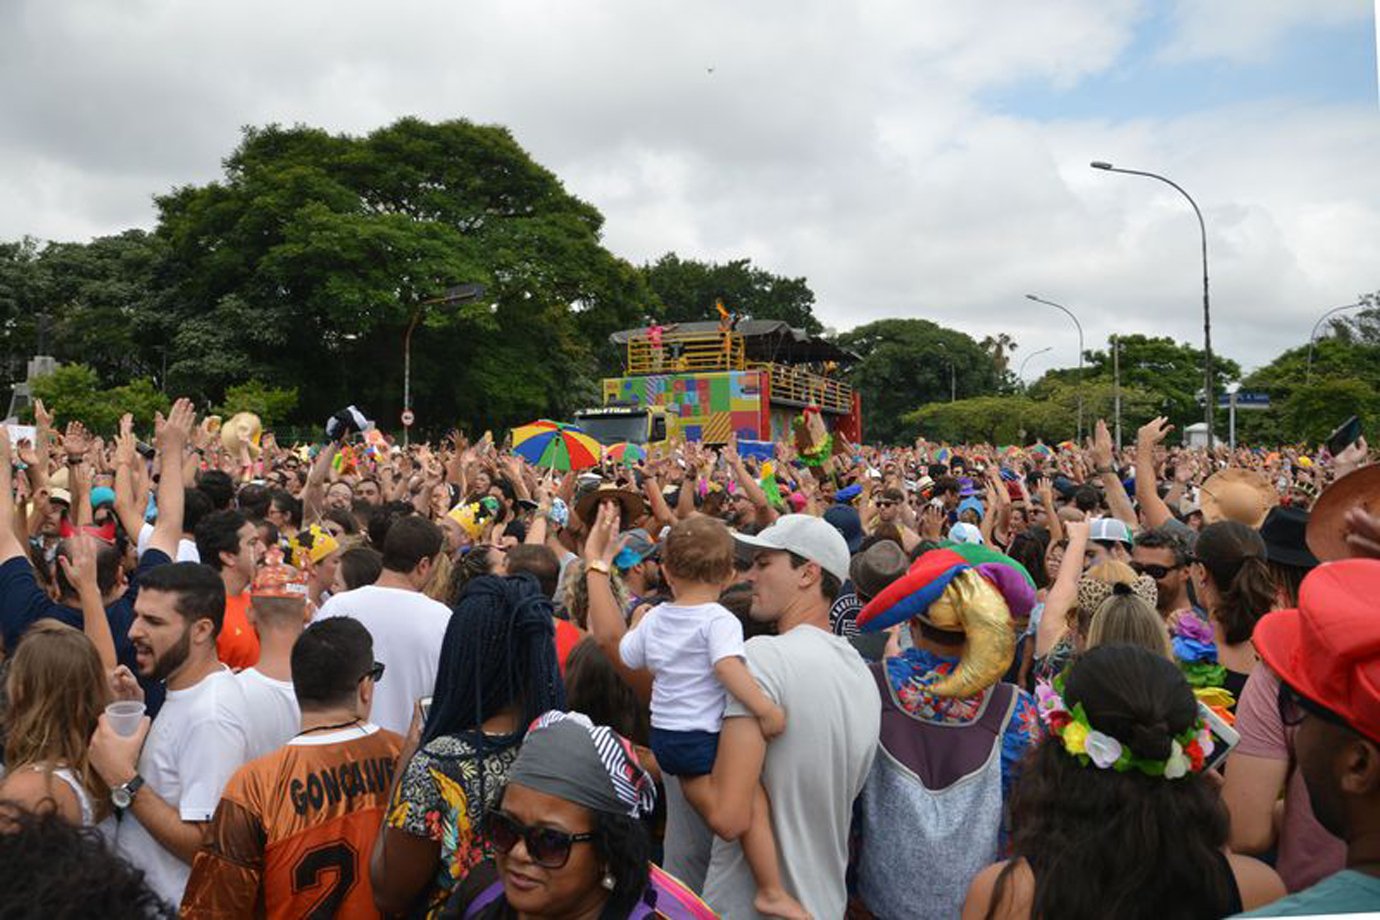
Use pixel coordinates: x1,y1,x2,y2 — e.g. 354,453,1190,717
754,887,811,919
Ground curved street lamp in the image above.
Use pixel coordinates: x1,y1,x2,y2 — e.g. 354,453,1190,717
1025,294,1085,441
1091,160,1213,449
1017,346,1052,383
1306,302,1363,380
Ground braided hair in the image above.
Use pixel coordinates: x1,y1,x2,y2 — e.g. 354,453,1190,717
422,573,565,752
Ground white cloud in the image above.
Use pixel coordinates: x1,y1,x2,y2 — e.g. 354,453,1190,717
1157,0,1371,65
0,0,1375,379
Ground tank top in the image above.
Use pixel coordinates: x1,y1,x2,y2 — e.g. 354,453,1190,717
47,766,117,843
858,664,1017,920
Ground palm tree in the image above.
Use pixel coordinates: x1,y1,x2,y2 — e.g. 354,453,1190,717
980,333,1018,374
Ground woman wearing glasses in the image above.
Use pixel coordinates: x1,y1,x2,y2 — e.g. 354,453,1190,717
371,574,565,918
445,711,714,919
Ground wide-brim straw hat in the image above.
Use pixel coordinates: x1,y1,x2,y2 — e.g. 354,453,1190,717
1200,468,1277,528
575,484,646,530
1307,465,1380,562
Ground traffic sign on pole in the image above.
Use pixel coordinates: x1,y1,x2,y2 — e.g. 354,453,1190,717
401,409,415,428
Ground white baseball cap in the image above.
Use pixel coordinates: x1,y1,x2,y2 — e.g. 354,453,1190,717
733,514,851,583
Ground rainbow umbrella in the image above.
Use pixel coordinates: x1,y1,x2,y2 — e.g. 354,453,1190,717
605,442,647,467
511,420,602,471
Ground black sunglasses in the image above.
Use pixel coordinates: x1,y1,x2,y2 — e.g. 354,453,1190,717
875,500,897,508
360,661,385,684
1131,561,1180,580
485,810,596,869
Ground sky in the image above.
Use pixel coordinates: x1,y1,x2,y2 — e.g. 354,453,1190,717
1,1,1376,379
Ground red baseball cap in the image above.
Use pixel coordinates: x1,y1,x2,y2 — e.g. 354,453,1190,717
1253,559,1380,744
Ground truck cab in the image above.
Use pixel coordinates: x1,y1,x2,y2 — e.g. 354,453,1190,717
572,403,671,447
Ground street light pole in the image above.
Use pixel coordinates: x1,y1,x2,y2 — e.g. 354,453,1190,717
1017,346,1052,385
1091,160,1213,449
404,283,487,446
1112,335,1121,451
1025,294,1085,442
1306,302,1364,380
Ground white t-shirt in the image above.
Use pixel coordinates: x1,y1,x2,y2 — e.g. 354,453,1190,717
312,585,451,736
235,667,300,760
116,666,250,907
619,602,744,733
703,626,881,920
136,522,200,563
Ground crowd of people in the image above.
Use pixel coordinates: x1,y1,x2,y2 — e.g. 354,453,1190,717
0,396,1378,919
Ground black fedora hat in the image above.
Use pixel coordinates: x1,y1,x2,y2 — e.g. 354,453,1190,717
1260,505,1319,569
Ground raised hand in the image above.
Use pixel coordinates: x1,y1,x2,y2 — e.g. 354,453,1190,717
63,420,93,461
1137,416,1173,451
582,499,625,567
1092,419,1114,471
58,533,101,597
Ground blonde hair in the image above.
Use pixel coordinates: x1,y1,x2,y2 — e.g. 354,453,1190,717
562,560,629,630
1086,595,1173,659
2,622,110,818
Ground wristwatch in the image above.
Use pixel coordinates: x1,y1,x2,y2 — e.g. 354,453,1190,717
111,774,145,810
586,559,611,576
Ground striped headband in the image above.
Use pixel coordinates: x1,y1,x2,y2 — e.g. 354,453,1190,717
509,711,657,820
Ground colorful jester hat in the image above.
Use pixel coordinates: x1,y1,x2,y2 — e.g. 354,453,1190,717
856,544,1036,698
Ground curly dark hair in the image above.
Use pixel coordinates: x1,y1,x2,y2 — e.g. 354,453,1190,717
0,801,174,918
987,645,1234,920
594,811,653,919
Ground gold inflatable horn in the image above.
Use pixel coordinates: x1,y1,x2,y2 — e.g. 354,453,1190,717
221,412,263,459
923,569,1016,698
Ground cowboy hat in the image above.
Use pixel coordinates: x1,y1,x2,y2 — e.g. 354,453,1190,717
1306,464,1380,562
1199,468,1276,528
575,483,646,530
221,412,263,460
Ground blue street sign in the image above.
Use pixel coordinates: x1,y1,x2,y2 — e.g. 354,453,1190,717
1218,391,1271,409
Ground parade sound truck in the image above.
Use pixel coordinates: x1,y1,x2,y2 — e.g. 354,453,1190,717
573,319,862,447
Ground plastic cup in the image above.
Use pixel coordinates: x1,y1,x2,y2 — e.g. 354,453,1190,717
106,701,146,737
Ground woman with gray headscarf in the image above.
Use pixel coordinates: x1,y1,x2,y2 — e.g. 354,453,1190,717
443,711,716,919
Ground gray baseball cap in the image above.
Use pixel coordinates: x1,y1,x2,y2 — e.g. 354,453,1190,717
733,514,851,583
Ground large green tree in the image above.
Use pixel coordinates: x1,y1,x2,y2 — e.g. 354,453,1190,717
149,117,650,432
640,253,821,333
838,319,998,444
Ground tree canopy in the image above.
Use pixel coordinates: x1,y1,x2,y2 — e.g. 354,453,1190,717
641,253,821,333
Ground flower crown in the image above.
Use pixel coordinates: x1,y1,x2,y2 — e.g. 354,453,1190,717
1034,674,1213,780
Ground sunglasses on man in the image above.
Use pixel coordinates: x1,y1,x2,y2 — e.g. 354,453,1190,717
1130,561,1182,580
484,809,595,869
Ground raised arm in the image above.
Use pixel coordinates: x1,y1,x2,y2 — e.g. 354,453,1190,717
0,429,27,563
1134,418,1176,530
1091,420,1137,529
582,500,652,703
1037,519,1087,658
301,442,339,523
147,399,194,560
59,534,117,672
112,416,149,543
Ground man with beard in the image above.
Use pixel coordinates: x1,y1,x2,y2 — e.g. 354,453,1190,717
615,527,666,617
88,561,252,908
1131,526,1198,623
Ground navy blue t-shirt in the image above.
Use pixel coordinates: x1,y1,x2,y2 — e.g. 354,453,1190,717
0,547,172,715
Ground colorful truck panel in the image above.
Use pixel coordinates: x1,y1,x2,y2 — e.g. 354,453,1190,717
602,370,771,443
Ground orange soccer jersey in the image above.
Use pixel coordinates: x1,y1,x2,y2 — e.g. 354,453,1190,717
181,723,402,919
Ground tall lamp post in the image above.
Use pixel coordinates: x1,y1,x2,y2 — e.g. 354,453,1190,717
1306,301,1363,380
1025,294,1085,442
1017,346,1052,385
1091,160,1213,449
404,283,487,446
935,342,957,402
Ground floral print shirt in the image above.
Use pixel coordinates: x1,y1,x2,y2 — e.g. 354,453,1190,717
386,733,521,919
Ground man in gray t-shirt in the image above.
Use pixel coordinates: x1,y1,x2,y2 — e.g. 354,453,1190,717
700,515,881,919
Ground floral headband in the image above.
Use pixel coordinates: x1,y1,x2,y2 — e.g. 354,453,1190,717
1035,673,1213,780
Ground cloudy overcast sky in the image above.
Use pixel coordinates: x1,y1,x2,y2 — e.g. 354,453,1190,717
2,1,1376,377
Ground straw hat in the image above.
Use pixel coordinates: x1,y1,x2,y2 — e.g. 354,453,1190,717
1199,468,1276,528
1306,465,1380,562
221,412,263,459
575,483,646,530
